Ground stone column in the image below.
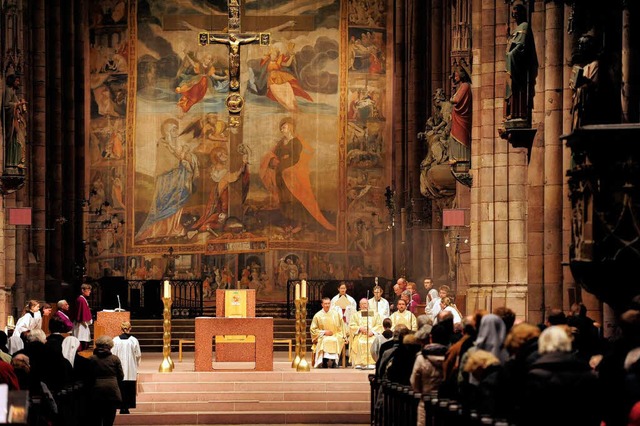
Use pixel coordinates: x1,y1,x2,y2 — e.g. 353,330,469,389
30,0,47,299
526,1,546,323
561,4,579,315
431,1,444,95
468,0,502,313
542,1,564,313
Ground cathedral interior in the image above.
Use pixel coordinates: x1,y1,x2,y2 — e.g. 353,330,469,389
1,0,639,331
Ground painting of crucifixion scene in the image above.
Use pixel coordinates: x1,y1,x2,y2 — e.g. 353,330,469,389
85,0,395,302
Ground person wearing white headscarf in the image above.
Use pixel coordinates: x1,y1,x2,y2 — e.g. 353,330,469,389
473,313,508,363
62,335,81,368
457,313,509,393
424,289,440,321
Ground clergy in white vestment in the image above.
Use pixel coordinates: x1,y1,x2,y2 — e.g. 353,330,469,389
426,285,450,321
330,283,357,328
8,300,42,354
310,297,345,368
424,289,440,321
368,285,390,319
389,299,418,331
349,299,383,368
434,297,463,325
112,321,142,414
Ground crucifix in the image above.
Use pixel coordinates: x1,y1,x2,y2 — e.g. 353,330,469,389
164,1,314,219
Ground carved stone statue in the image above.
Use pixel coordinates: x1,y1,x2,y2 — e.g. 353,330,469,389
419,89,456,199
570,34,600,130
504,4,537,125
2,74,28,170
449,61,472,164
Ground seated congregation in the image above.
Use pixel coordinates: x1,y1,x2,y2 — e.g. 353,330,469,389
371,301,640,426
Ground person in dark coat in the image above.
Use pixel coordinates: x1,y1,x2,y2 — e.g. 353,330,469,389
385,333,422,386
521,325,601,426
87,335,123,426
598,309,640,426
462,349,503,418
493,322,541,423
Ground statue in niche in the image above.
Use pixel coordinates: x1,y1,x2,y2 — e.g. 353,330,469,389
504,3,537,126
419,89,456,199
449,60,472,164
570,33,600,130
2,74,28,170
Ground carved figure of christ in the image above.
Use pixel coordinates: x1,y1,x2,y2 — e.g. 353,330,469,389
208,32,260,92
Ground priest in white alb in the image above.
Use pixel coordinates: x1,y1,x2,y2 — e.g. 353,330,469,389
310,297,345,368
389,299,418,331
330,282,357,326
349,298,383,368
368,285,390,319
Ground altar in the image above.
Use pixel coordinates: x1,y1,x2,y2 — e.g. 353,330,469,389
194,317,274,371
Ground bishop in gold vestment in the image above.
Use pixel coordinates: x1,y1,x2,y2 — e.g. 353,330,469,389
349,299,383,368
310,298,345,368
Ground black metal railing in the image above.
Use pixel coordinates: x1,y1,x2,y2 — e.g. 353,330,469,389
370,375,509,426
88,279,203,319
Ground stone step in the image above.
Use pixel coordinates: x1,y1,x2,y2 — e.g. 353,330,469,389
114,353,371,425
133,399,369,413
114,411,369,425
136,389,369,402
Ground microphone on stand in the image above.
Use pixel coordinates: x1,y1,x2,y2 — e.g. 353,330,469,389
115,294,124,312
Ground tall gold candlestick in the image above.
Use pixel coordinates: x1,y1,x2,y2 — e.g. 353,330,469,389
292,298,301,368
296,297,310,372
158,296,174,372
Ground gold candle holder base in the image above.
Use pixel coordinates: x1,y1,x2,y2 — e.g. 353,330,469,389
292,298,301,368
159,297,174,373
296,297,310,372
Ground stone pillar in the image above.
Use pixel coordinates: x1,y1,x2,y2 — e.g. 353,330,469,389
542,1,564,313
30,0,47,299
526,1,546,323
431,1,444,95
562,4,578,314
49,1,64,279
468,0,502,313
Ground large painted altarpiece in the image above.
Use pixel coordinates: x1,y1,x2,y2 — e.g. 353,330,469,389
86,0,392,304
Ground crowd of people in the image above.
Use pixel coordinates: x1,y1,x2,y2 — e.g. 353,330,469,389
0,283,142,426
310,277,640,425
366,279,640,426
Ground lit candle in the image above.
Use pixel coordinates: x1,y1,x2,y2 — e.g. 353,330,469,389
163,280,171,299
6,315,14,328
295,282,301,300
301,279,307,299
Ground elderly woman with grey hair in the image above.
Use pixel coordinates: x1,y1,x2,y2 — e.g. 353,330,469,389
87,335,124,426
520,325,601,426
